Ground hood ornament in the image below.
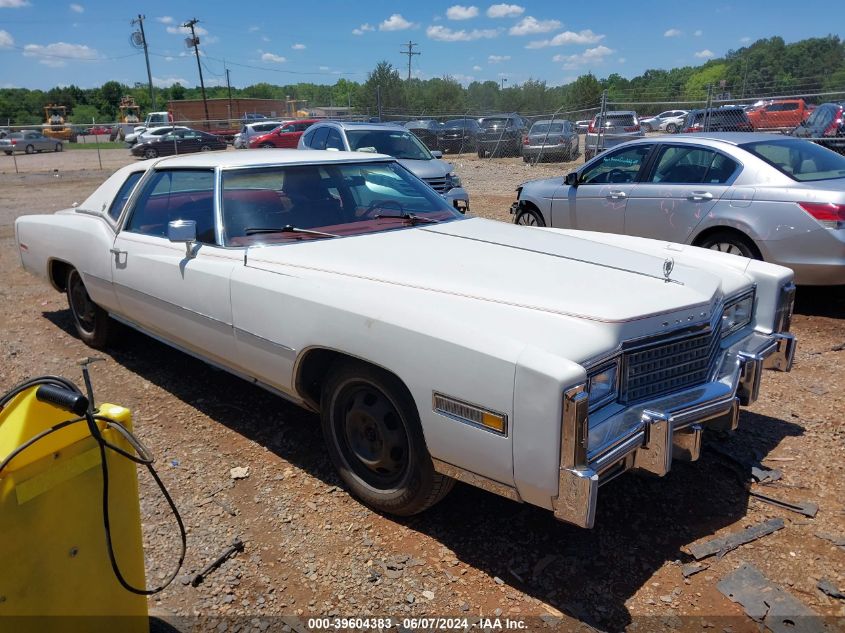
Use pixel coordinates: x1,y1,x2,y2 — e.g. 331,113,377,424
662,257,675,283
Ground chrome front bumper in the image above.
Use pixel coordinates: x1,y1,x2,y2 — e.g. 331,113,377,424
552,330,796,528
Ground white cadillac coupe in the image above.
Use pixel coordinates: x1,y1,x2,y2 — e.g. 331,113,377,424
15,150,796,527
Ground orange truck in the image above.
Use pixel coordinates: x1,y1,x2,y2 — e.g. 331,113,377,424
746,99,815,131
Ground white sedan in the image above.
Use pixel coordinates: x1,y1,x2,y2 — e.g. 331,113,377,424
14,150,796,528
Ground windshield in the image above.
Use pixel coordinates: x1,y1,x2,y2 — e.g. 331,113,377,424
530,122,565,134
741,139,845,182
220,161,461,246
444,119,478,129
345,129,433,160
481,118,510,128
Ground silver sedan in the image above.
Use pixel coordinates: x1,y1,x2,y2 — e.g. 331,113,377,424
511,133,845,285
1,130,63,154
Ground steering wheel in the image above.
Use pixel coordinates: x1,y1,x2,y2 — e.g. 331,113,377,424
364,199,403,218
607,168,628,183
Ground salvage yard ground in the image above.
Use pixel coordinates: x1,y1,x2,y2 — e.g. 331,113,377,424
1,149,843,631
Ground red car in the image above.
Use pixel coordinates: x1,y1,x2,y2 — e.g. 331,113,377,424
89,125,114,136
248,119,319,148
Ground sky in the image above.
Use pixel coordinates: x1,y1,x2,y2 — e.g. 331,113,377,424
0,0,842,91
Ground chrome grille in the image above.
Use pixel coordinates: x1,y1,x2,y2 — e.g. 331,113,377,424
622,330,718,403
423,176,449,193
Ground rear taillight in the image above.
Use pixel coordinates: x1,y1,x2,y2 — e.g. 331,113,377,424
10,139,16,145
587,120,596,133
522,135,529,145
824,118,842,136
624,125,640,132
799,202,845,227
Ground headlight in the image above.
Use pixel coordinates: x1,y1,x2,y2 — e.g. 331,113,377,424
721,291,755,337
448,172,462,188
586,360,619,410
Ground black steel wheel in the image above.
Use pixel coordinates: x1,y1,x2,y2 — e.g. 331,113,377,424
321,360,453,516
66,268,111,348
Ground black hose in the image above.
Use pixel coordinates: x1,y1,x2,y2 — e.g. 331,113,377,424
0,377,186,595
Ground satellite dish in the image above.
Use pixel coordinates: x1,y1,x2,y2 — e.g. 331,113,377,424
130,31,145,48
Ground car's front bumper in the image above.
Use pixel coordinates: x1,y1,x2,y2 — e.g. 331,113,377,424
553,329,796,528
443,187,470,213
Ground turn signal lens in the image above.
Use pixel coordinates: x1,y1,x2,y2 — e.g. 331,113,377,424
433,393,508,435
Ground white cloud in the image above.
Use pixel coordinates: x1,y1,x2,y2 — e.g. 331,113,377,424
694,48,715,59
450,73,476,84
248,25,260,32
261,52,286,63
426,25,500,41
156,16,173,24
0,29,14,48
554,45,614,69
261,35,270,42
166,24,209,36
472,64,482,70
164,56,174,62
352,23,374,35
319,65,329,71
379,14,415,31
488,54,510,63
509,16,561,36
69,3,84,12
23,41,97,67
152,76,187,87
740,36,751,43
694,29,703,36
291,43,306,50
525,29,604,48
446,5,479,20
618,57,626,63
487,3,524,18
0,0,30,7
664,28,682,37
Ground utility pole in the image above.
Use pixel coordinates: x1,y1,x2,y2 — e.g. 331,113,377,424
225,65,233,120
183,18,210,126
400,41,420,81
131,14,156,110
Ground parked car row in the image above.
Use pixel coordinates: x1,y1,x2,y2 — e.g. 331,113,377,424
129,127,227,158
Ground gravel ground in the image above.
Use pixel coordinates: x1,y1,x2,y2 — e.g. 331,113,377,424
1,149,844,632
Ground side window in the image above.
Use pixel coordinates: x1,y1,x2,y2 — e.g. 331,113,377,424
280,124,295,133
301,128,315,146
125,170,216,243
309,127,330,150
580,145,652,184
295,122,312,132
108,171,144,221
649,146,737,184
325,128,344,150
781,103,798,111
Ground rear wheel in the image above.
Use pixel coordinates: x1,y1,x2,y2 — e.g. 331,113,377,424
259,143,274,148
144,147,158,159
321,360,453,516
666,123,678,134
66,268,111,349
697,231,760,259
25,144,34,154
55,143,63,152
514,207,545,227
642,123,653,133
200,144,212,152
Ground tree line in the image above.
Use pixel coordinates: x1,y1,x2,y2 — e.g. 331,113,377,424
2,35,843,125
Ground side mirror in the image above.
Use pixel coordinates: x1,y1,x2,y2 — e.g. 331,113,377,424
168,219,197,258
564,172,579,186
430,150,443,158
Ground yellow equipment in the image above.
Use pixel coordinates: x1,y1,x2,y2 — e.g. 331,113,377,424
42,104,73,141
0,375,163,633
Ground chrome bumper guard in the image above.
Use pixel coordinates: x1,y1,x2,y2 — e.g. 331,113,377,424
553,331,796,528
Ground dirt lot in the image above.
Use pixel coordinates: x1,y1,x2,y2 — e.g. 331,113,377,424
1,149,844,632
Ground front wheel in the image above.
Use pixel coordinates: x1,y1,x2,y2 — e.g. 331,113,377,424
514,207,546,227
666,123,678,134
321,361,454,517
642,123,653,133
144,147,158,159
55,143,63,152
200,144,212,152
259,143,274,148
66,268,111,349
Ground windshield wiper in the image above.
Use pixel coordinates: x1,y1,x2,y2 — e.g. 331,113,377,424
372,213,439,225
244,225,340,238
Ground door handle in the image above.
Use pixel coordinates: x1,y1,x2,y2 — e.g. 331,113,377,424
109,247,126,255
688,191,713,202
608,190,627,200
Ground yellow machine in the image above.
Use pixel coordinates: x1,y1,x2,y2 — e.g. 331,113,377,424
117,96,142,140
0,372,184,632
42,104,73,141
